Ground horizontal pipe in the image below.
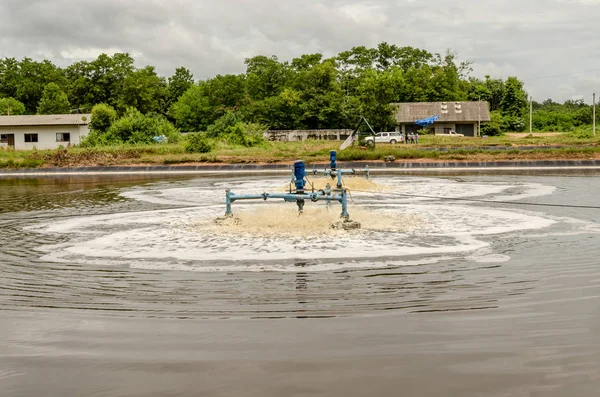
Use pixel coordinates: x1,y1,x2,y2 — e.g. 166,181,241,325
228,192,343,203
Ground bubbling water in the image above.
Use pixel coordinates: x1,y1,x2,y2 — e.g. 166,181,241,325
200,205,422,238
25,175,578,272
280,176,388,192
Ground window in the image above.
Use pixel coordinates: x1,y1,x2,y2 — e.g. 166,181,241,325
56,133,71,142
0,134,7,143
24,134,38,143
443,127,452,133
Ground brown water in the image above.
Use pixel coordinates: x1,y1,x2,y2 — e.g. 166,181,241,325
1,173,600,396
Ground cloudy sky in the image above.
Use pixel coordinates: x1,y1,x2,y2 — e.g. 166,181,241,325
1,0,599,102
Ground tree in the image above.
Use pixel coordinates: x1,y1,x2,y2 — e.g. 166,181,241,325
0,58,20,99
167,67,194,106
244,55,288,100
118,65,167,114
501,77,527,117
0,97,26,115
169,84,219,131
65,53,135,111
37,82,70,114
90,103,117,133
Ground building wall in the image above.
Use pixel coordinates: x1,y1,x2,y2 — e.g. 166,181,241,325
265,129,351,142
0,125,90,150
400,122,478,136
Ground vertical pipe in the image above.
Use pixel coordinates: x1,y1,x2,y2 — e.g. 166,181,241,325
337,170,343,189
340,190,349,219
225,189,232,215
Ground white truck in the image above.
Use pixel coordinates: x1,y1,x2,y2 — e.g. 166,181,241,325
364,131,404,145
436,131,464,137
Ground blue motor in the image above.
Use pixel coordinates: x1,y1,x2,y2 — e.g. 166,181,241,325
294,160,306,193
330,150,337,171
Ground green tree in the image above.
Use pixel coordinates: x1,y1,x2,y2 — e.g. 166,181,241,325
501,77,527,117
167,67,194,106
0,97,26,115
169,83,220,131
356,68,404,131
65,53,134,111
118,66,167,114
37,82,70,114
90,103,117,133
0,58,21,99
244,55,288,100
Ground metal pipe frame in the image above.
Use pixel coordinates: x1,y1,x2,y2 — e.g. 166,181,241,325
225,188,349,219
310,167,369,189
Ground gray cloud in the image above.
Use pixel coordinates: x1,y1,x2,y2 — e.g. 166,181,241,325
1,0,599,102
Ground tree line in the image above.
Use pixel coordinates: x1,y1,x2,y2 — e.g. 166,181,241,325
0,42,596,138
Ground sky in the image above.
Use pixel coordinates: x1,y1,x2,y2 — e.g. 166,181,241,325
1,0,599,103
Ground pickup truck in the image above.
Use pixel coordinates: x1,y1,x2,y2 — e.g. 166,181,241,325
436,131,464,137
364,132,404,145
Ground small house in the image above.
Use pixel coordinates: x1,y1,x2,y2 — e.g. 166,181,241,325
393,101,491,137
0,114,92,150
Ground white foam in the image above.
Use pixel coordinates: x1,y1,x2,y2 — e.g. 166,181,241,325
27,176,592,272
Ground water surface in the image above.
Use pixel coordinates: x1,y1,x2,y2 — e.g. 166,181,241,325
1,172,600,396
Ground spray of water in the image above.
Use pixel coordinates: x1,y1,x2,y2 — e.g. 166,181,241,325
199,205,423,238
280,176,388,192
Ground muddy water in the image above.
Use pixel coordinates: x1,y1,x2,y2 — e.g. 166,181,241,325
1,173,600,396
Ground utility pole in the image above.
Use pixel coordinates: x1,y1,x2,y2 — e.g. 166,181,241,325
594,92,596,137
478,96,481,137
529,96,533,135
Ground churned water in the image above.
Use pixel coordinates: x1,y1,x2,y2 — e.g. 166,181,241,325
1,172,600,396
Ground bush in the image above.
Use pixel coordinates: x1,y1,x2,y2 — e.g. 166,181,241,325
206,112,241,138
82,108,181,146
568,126,594,139
481,110,503,136
90,103,117,133
220,122,267,147
185,133,212,153
502,115,526,132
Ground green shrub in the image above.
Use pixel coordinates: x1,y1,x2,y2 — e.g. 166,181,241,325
90,103,117,133
206,112,241,138
82,108,181,146
219,122,267,147
185,133,212,153
502,115,526,132
568,127,594,139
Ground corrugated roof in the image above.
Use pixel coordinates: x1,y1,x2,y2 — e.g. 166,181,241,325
0,114,92,127
393,102,491,123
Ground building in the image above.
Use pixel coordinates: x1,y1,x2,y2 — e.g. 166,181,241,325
0,114,92,150
393,101,491,137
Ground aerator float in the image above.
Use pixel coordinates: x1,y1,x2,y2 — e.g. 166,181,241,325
216,151,368,230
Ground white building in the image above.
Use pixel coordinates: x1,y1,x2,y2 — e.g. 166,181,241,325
0,114,92,150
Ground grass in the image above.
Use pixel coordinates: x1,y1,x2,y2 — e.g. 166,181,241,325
1,132,600,169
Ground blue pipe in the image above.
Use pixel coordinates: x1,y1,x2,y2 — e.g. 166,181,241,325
340,189,349,219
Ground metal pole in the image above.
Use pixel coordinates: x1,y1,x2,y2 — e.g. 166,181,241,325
529,96,533,134
593,92,596,137
478,97,481,137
